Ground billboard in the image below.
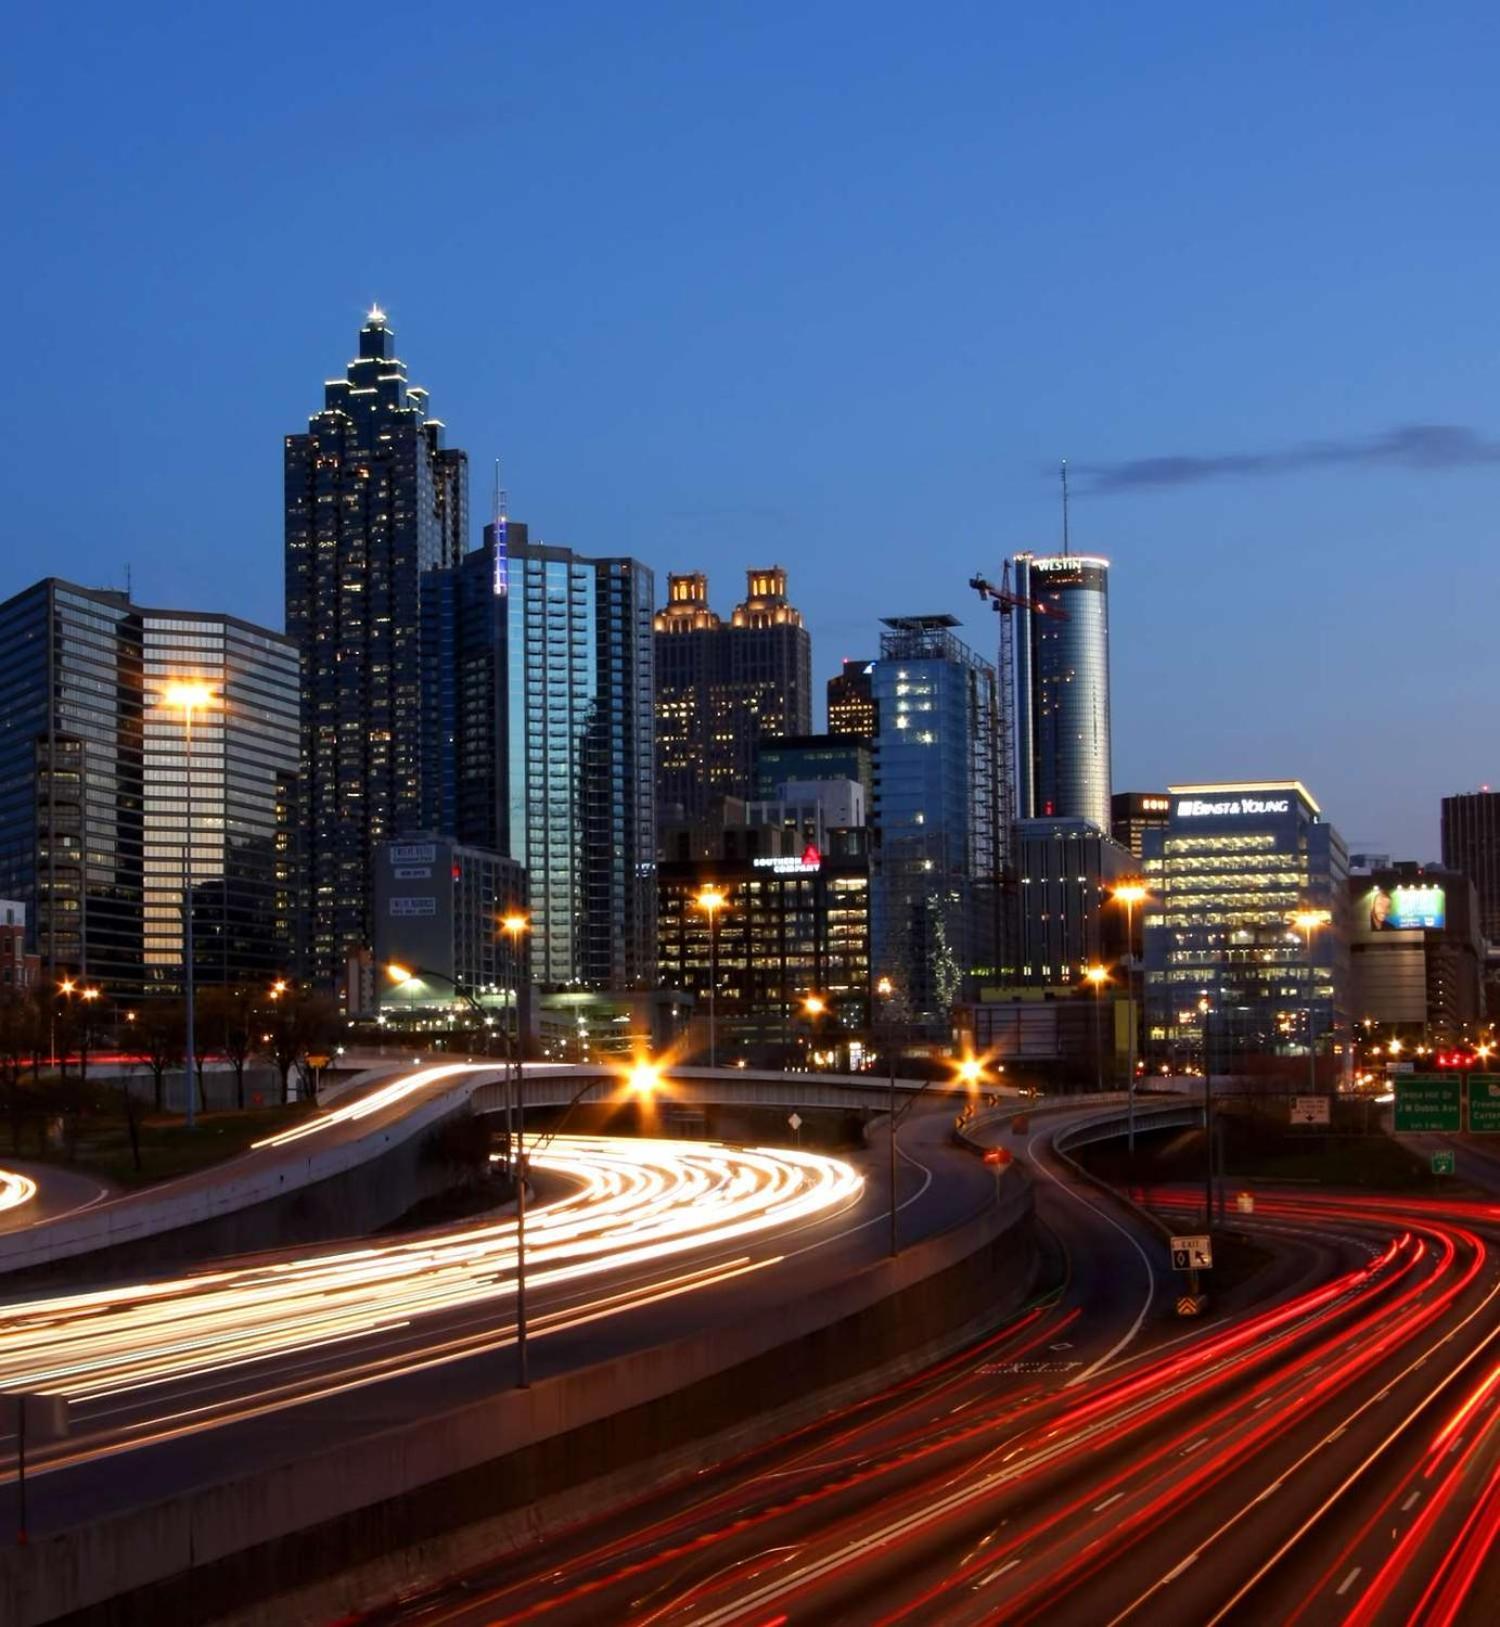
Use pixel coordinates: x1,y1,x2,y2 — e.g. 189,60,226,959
1361,883,1444,934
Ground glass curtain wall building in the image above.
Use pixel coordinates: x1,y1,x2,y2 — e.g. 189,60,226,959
1142,781,1350,1076
284,309,469,982
0,579,298,997
1013,553,1112,833
141,613,301,990
508,540,656,988
871,615,1001,1023
1440,790,1500,942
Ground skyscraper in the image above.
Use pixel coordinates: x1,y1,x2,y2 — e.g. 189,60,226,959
1013,552,1112,833
653,567,812,824
284,308,468,981
827,657,877,740
1441,791,1500,941
0,579,299,996
871,615,1001,1021
508,539,656,988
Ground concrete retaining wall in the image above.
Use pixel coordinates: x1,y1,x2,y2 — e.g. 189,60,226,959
0,1175,1037,1626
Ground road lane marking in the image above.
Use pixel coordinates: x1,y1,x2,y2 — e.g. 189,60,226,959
1336,1565,1362,1596
1401,1490,1421,1511
1162,1553,1198,1583
1093,1492,1124,1512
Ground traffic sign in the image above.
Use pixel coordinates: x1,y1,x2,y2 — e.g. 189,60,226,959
1290,1095,1330,1126
1394,1075,1462,1133
1469,1076,1500,1133
1170,1234,1213,1271
1176,1294,1206,1317
787,1113,802,1132
305,1053,332,1069
1430,1151,1456,1176
1235,1191,1255,1214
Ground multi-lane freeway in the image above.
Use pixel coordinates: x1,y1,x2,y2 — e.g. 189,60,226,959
356,1117,1499,1627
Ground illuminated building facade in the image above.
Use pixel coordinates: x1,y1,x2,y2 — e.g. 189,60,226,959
1440,790,1500,941
507,540,656,989
753,734,874,807
1013,553,1112,833
827,657,877,740
871,615,1001,1023
1110,790,1171,860
653,567,812,825
1143,781,1350,1075
284,309,468,981
0,579,298,997
1015,817,1134,985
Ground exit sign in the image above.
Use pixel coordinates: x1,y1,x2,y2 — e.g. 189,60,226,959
1394,1075,1462,1133
1469,1076,1500,1133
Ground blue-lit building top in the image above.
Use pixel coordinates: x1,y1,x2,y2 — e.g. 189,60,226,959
506,540,656,989
1014,553,1112,833
1143,781,1351,1075
871,615,1000,1022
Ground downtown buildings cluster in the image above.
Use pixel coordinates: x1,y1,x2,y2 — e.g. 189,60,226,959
1,308,1497,1083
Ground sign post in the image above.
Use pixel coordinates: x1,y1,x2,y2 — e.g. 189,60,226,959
2,1392,69,1545
1430,1150,1456,1176
1290,1095,1331,1127
1394,1075,1463,1134
787,1111,802,1146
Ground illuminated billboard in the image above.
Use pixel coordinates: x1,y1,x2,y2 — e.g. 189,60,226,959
1362,883,1445,933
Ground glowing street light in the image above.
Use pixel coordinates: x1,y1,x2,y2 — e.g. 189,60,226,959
1289,908,1333,1094
1113,881,1149,1153
695,886,728,1068
1084,965,1109,1094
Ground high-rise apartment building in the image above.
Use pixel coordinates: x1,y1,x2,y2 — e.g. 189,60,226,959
0,579,299,996
1013,553,1112,833
284,308,468,981
871,615,1001,1021
1441,791,1500,941
653,568,812,824
827,658,877,739
508,540,656,988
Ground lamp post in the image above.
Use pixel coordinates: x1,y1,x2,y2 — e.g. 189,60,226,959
1084,966,1109,1094
695,886,726,1067
1289,909,1332,1097
498,912,531,1387
500,912,529,1177
78,986,101,1082
1113,881,1149,1156
887,1052,987,1254
877,975,897,1257
802,992,827,1071
1199,994,1214,1228
163,681,217,1129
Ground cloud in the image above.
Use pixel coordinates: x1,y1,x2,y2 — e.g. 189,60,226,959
1079,424,1500,493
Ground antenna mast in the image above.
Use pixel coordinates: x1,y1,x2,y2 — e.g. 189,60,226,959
1060,459,1070,556
491,458,509,596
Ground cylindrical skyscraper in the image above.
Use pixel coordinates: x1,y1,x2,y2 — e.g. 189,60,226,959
1013,552,1112,833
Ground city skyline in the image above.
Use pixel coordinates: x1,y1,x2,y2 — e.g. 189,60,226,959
8,7,1500,864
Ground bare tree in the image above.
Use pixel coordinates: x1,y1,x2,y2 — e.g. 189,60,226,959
259,987,338,1106
137,1002,186,1114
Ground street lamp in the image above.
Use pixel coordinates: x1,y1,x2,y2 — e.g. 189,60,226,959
162,679,218,1130
1289,908,1333,1096
1113,881,1149,1156
695,886,727,1067
79,986,101,1082
876,976,898,1256
1084,965,1109,1094
497,911,532,1386
499,912,529,1175
887,1050,988,1255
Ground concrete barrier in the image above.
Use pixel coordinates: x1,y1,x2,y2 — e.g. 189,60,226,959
0,1173,1037,1626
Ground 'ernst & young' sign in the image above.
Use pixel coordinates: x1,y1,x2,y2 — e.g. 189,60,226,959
1177,796,1291,818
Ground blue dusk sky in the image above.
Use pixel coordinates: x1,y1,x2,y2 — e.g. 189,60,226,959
5,1,1498,861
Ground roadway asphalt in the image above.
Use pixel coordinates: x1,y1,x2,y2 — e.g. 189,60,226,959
0,1104,1002,1545
355,1109,1499,1627
0,1160,115,1235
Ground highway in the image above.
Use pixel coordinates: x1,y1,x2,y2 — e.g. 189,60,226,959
358,1118,1499,1627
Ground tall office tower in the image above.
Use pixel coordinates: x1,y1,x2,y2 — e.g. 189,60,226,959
419,516,530,854
284,308,469,981
1013,552,1112,833
0,579,299,997
1110,791,1171,860
827,657,877,739
653,567,812,825
871,615,1001,1022
508,540,656,988
1441,791,1500,941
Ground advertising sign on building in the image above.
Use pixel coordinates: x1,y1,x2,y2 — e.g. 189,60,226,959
1359,882,1445,935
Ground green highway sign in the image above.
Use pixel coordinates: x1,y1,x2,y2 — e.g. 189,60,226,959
1430,1151,1456,1176
1469,1075,1500,1134
1394,1075,1462,1134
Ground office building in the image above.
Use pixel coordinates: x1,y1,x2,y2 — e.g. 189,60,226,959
1348,864,1482,1048
284,308,469,982
871,615,1001,1022
1015,817,1135,985
1111,791,1171,861
654,568,812,825
753,734,874,807
373,834,526,1011
1143,781,1350,1078
658,812,871,1063
1441,791,1500,941
508,540,656,988
827,658,877,739
1013,553,1112,832
0,579,299,997
0,902,39,992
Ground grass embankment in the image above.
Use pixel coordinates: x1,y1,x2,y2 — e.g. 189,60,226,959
1,1077,319,1187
